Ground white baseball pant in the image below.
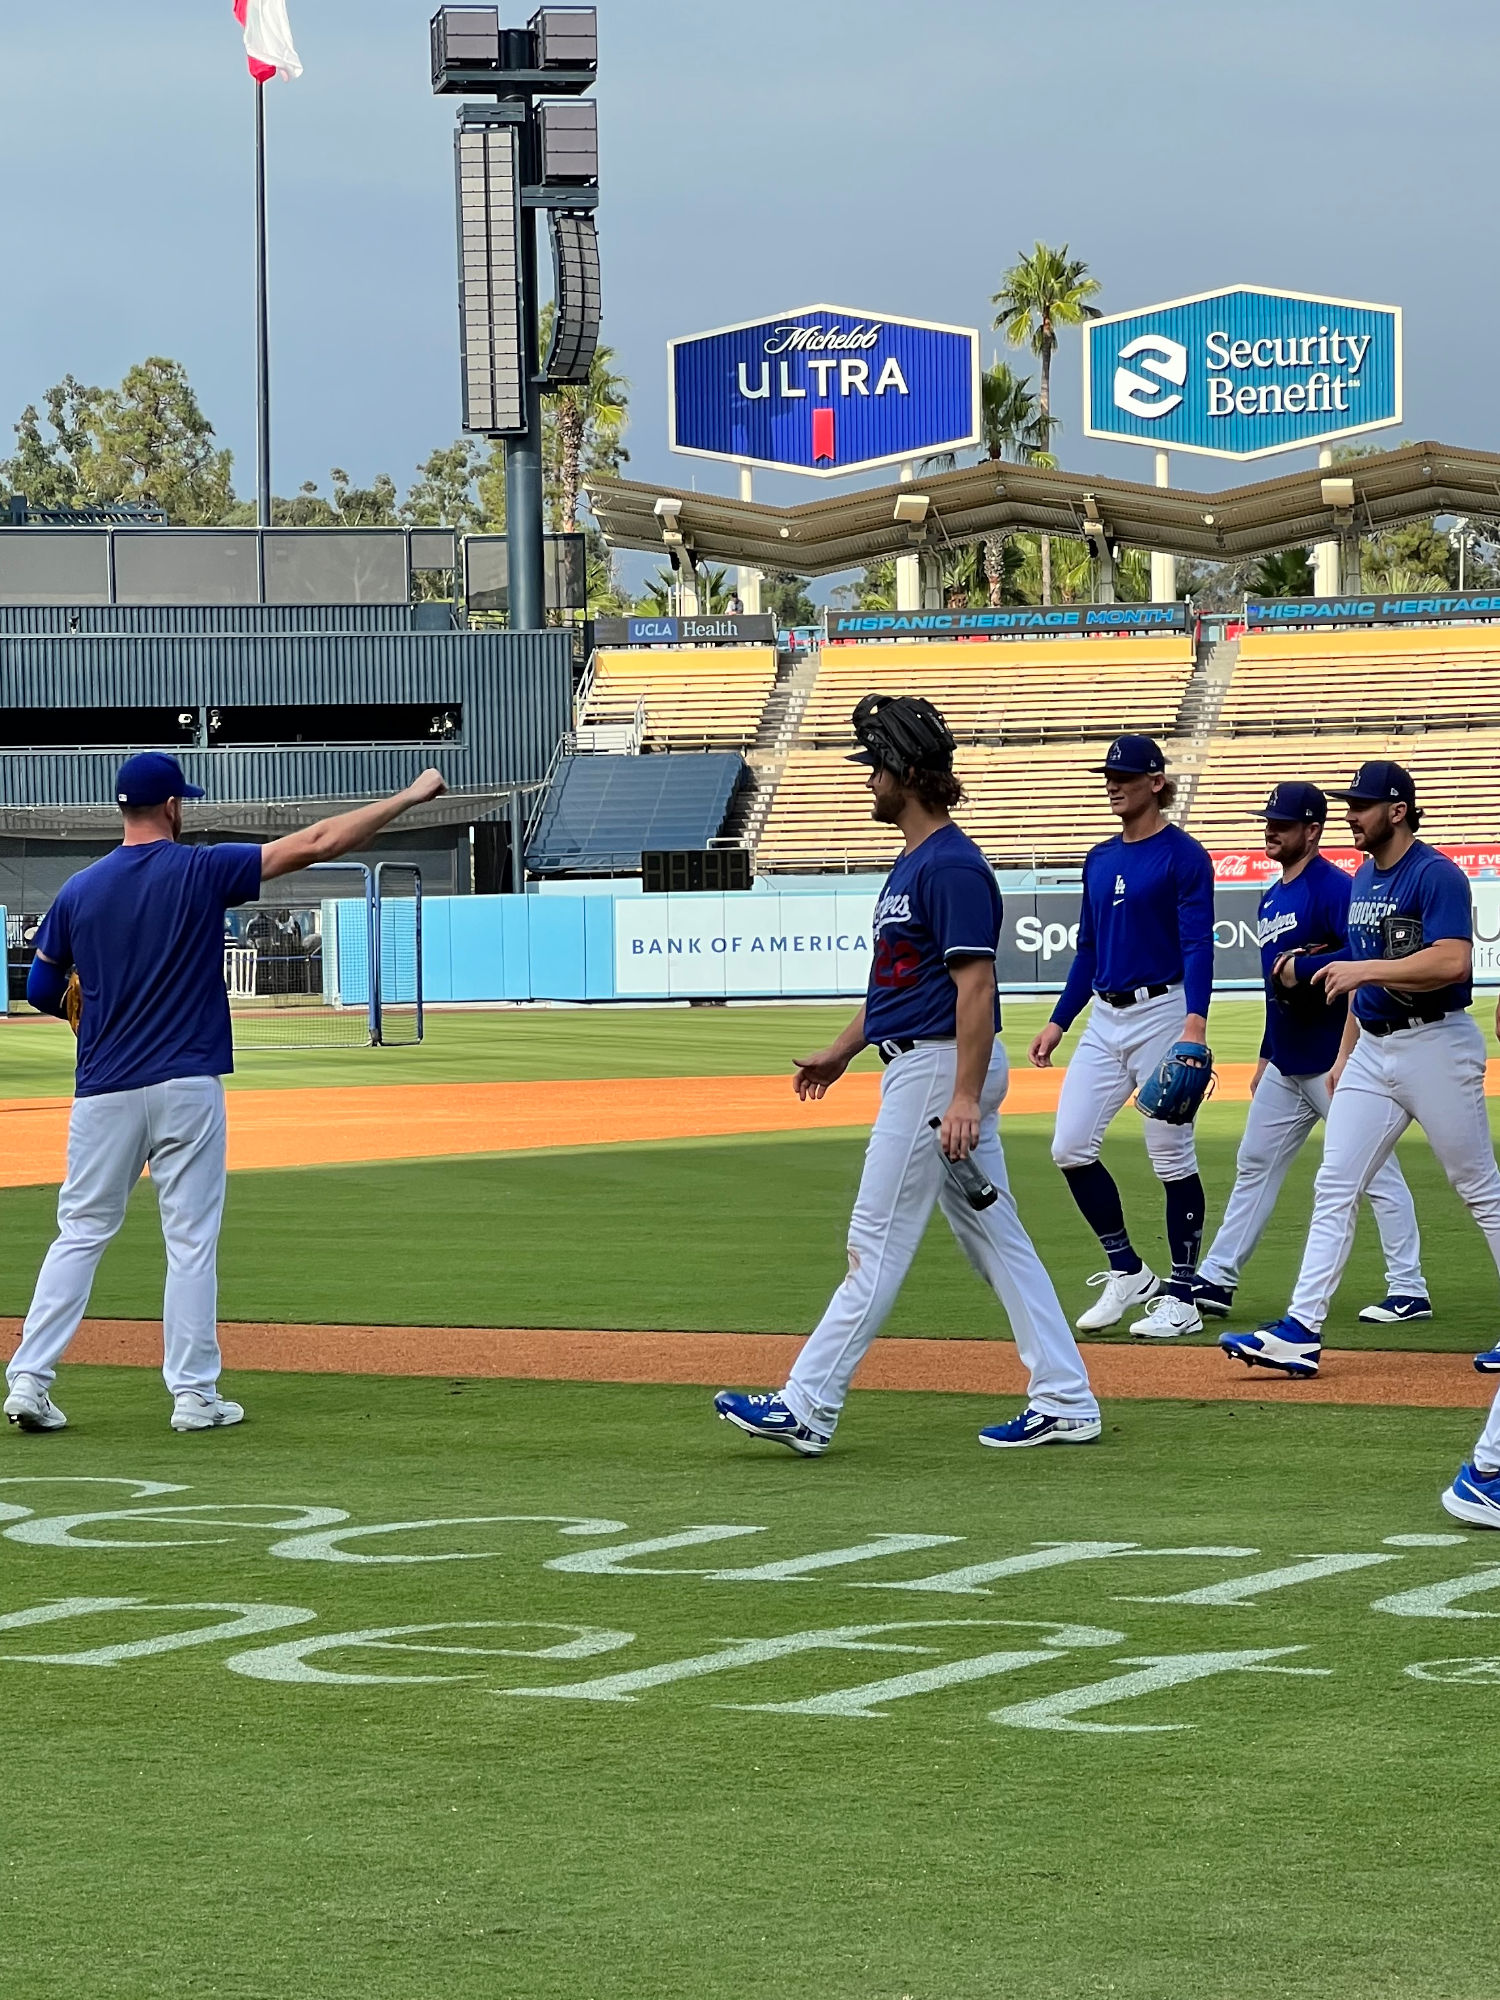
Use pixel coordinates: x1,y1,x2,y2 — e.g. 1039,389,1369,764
1474,1387,1500,1472
782,1040,1098,1437
1288,1013,1500,1334
1050,984,1198,1179
8,1076,229,1400
1199,1062,1425,1296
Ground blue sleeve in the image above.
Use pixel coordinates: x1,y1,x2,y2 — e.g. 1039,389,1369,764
1178,843,1216,1019
1051,861,1097,1030
32,893,73,971
924,861,1000,961
1416,859,1473,943
204,842,263,910
26,955,70,1017
1294,873,1353,981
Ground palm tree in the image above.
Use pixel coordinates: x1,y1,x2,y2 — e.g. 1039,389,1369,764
1250,548,1314,596
992,243,1102,603
978,359,1053,604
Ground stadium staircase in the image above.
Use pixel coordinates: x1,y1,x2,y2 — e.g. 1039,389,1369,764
725,647,823,856
1166,634,1240,831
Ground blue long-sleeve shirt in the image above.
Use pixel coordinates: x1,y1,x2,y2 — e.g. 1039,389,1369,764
1052,823,1216,1030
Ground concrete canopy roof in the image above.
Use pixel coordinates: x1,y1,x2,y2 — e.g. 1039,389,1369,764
586,441,1500,578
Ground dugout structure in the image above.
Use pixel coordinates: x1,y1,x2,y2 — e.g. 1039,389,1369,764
225,862,423,1049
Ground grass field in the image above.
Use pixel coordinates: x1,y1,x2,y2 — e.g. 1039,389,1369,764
1,1369,1495,2000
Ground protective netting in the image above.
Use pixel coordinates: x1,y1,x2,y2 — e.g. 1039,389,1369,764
226,864,374,1050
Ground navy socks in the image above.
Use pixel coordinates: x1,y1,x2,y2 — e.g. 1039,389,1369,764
1165,1173,1205,1300
1061,1162,1142,1274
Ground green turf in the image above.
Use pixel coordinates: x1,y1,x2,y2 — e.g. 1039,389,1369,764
1,995,1325,1097
0,1370,1492,2000
1,1113,1493,1351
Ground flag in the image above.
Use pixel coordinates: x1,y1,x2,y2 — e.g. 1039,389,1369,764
234,0,302,83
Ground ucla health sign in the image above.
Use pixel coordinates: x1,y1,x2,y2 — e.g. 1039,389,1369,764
1084,286,1401,460
669,304,980,478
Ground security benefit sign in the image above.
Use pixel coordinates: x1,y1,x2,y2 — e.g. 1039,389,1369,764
668,305,980,478
1084,286,1401,460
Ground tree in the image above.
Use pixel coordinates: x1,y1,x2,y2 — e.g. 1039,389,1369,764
539,306,629,534
402,441,487,530
978,358,1053,604
637,563,737,614
991,243,1102,604
2,375,101,509
1250,547,1314,595
758,570,818,628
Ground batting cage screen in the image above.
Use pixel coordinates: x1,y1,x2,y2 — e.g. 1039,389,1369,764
224,863,422,1049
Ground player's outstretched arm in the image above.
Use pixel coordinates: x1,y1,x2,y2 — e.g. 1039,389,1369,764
261,770,447,882
1314,937,1471,1000
793,1006,866,1099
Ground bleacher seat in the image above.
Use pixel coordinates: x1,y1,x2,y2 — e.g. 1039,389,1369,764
1189,730,1500,848
581,647,778,751
805,635,1194,743
1220,626,1500,736
526,752,745,875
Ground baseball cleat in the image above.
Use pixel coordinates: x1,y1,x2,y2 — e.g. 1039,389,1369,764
978,1407,1102,1449
1129,1293,1203,1340
713,1390,829,1457
3,1376,68,1433
1218,1318,1321,1379
170,1392,245,1433
1441,1462,1500,1529
1075,1265,1159,1332
1474,1346,1500,1375
1358,1294,1434,1324
1190,1277,1235,1318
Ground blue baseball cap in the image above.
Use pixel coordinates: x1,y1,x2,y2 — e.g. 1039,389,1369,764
1090,734,1167,777
115,752,205,808
1253,781,1328,823
1326,760,1417,808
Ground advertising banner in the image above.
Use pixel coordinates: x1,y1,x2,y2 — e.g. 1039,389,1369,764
668,305,980,478
593,613,776,647
1244,593,1500,629
1211,846,1500,886
824,603,1189,642
1083,286,1401,460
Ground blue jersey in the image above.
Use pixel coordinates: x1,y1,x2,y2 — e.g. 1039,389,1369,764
1344,839,1472,1026
1257,854,1355,1076
1052,823,1215,1030
35,840,263,1097
864,822,1003,1043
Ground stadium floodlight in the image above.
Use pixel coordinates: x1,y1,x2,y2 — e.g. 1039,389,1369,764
1320,475,1356,511
454,104,527,435
892,492,930,525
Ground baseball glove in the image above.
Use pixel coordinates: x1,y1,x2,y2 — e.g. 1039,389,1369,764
63,971,82,1037
1137,1041,1214,1125
1271,944,1339,1022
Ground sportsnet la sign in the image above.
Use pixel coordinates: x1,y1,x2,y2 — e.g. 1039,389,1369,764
1084,286,1401,460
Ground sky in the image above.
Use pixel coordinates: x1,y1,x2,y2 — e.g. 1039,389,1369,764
2,0,1497,590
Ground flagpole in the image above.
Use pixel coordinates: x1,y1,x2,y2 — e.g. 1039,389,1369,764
254,77,272,528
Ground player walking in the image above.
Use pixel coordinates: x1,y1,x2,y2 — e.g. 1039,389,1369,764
1222,761,1497,1380
4,752,445,1435
1030,735,1215,1338
714,695,1100,1455
1192,782,1430,1323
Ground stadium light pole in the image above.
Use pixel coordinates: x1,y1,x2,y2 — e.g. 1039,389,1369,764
432,8,601,633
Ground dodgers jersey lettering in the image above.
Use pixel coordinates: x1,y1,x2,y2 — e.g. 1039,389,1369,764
1051,823,1215,1030
1257,853,1354,1077
864,822,1003,1043
1343,839,1473,1025
35,840,263,1097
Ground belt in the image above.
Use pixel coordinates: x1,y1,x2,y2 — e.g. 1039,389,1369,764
1361,1007,1450,1039
877,1036,955,1065
1097,983,1171,1009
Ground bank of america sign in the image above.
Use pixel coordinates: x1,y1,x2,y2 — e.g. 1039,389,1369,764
1083,286,1401,460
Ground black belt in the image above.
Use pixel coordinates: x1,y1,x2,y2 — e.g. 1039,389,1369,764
1097,983,1171,1009
1362,1007,1449,1039
877,1036,955,1065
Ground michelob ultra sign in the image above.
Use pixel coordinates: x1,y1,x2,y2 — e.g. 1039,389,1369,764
668,305,980,477
1083,286,1401,460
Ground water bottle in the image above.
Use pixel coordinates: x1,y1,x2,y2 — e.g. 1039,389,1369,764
928,1117,998,1210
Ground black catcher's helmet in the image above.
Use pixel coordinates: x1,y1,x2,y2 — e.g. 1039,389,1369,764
848,693,956,776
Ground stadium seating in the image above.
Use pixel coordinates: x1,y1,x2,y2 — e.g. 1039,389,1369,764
1189,730,1500,848
526,751,745,875
580,646,778,751
805,635,1194,743
1220,626,1500,735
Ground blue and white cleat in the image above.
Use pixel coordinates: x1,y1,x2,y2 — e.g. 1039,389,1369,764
1441,1462,1500,1529
1219,1317,1322,1380
713,1390,829,1457
978,1407,1102,1449
1473,1347,1500,1375
1358,1294,1434,1324
1190,1277,1235,1318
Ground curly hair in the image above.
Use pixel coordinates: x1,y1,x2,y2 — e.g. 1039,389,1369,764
909,765,966,813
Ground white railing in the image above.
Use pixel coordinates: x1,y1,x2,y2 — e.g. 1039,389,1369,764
223,946,257,999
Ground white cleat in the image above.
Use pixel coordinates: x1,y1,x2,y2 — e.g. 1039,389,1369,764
1129,1292,1203,1339
3,1376,68,1433
171,1392,245,1433
1075,1265,1159,1332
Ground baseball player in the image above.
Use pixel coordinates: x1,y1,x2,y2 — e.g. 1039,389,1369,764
1192,781,1430,1324
1222,760,1498,1380
4,752,445,1435
1030,734,1216,1339
714,694,1100,1455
